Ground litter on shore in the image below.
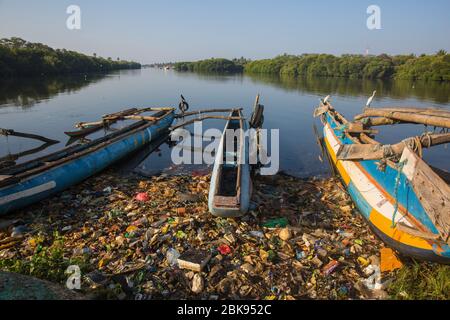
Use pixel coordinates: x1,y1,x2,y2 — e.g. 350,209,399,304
0,169,420,300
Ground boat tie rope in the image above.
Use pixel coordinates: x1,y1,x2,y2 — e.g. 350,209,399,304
403,136,423,158
391,159,408,228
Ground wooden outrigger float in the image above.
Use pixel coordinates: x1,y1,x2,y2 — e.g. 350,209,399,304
0,108,175,215
314,98,450,263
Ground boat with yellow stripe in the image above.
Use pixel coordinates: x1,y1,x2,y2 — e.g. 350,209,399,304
314,98,450,263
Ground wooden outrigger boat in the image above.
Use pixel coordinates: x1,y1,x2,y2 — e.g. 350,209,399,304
315,98,450,263
208,109,252,217
0,108,175,215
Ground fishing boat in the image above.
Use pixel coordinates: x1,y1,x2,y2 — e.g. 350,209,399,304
208,109,252,217
314,98,450,263
0,108,175,215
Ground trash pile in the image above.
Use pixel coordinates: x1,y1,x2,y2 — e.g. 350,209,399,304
0,170,404,300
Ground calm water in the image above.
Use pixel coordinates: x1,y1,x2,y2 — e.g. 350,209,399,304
1,68,449,177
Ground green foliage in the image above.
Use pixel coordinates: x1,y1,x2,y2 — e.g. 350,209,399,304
0,37,141,78
174,58,244,73
244,52,449,81
0,234,89,283
388,262,450,300
395,53,450,81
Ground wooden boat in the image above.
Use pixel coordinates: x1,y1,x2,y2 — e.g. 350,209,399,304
208,109,252,217
0,108,175,215
315,102,450,263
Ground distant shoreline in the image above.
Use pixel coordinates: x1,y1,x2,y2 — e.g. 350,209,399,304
173,51,450,82
0,38,141,79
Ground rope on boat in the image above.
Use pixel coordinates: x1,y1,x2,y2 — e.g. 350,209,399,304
391,159,408,228
403,136,423,158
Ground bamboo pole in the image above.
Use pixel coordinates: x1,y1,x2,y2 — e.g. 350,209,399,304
362,107,450,118
176,108,242,118
123,115,159,121
354,109,450,128
0,140,58,164
0,129,59,144
170,116,244,131
76,108,174,129
359,117,407,127
337,133,450,161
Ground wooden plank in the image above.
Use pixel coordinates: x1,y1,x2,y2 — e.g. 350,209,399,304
396,223,441,241
400,147,450,244
337,144,386,160
213,196,240,208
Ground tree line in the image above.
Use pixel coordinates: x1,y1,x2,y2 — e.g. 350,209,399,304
0,38,141,78
174,58,248,73
175,51,450,81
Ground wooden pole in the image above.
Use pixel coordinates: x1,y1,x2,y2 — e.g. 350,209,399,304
358,117,406,127
176,108,242,118
362,107,450,118
0,129,59,144
337,133,450,161
354,109,450,128
170,116,244,131
123,115,159,121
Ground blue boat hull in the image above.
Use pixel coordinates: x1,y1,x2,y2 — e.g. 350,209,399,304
0,112,174,215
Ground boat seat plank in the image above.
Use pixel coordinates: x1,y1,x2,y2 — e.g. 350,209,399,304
213,196,240,208
401,147,450,244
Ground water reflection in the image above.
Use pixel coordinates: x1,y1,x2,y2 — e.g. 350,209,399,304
246,74,450,104
0,74,109,108
0,68,448,177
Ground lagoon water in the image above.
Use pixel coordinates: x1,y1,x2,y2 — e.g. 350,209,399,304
0,68,449,177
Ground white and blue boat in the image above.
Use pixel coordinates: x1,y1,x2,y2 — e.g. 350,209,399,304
208,109,252,217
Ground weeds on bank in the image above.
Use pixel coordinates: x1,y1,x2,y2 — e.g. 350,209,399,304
388,262,450,300
0,232,89,283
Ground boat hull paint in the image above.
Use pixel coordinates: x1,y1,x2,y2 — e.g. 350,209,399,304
0,113,174,215
321,111,450,263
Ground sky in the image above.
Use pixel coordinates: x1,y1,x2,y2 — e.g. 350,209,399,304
0,0,449,63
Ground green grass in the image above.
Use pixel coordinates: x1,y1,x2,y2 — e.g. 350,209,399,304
0,234,89,284
388,262,450,300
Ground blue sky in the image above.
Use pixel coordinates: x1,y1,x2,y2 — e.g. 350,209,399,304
0,0,449,63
